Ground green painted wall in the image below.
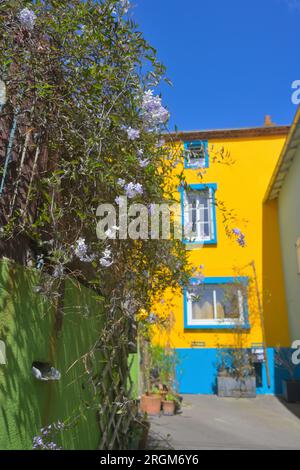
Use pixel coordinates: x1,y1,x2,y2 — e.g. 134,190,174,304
0,260,104,450
278,144,300,341
129,352,140,399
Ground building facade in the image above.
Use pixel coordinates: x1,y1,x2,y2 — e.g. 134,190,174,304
155,123,293,395
266,107,300,343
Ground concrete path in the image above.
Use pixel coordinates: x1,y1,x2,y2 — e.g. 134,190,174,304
148,395,300,450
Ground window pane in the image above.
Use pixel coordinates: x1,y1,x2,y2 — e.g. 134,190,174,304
187,190,211,240
198,195,209,210
192,148,205,159
189,286,214,320
214,285,242,319
187,282,246,324
202,222,210,237
186,142,206,165
203,209,209,222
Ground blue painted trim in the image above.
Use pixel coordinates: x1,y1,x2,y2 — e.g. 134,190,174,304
184,140,209,169
175,347,300,395
192,276,249,285
183,276,250,330
179,183,218,245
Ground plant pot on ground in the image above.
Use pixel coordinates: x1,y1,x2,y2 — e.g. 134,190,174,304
162,400,175,416
162,393,179,416
275,348,300,403
282,380,300,403
217,376,256,398
140,388,162,416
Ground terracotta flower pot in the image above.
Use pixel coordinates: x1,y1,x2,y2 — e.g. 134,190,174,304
140,394,161,415
162,400,175,416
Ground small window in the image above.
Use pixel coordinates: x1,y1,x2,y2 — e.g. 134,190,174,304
185,278,248,328
182,184,217,244
184,141,209,169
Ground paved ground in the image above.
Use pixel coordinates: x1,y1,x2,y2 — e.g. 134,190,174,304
148,395,300,450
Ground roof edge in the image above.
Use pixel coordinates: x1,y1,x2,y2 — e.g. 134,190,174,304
164,125,290,142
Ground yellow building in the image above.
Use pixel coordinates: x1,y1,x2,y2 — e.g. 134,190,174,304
158,121,292,394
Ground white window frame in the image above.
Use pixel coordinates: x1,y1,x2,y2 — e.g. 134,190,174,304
184,188,215,242
186,284,245,326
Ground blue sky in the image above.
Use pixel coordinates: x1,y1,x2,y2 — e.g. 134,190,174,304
133,0,300,131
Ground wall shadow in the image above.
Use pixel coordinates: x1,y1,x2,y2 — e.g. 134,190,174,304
262,200,300,417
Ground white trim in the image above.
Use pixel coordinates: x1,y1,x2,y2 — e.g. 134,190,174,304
184,189,214,242
186,284,245,326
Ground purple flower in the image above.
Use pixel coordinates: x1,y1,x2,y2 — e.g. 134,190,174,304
117,178,126,187
73,238,96,262
124,182,143,198
33,436,43,446
141,90,169,129
148,312,157,324
138,157,150,168
19,8,37,30
73,237,88,260
120,0,131,13
232,228,246,247
134,183,143,195
124,127,140,141
100,248,113,267
53,264,64,278
55,421,65,430
112,0,131,15
156,138,165,148
237,234,246,247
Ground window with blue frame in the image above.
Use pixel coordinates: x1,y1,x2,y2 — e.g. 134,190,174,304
180,183,217,245
184,277,249,329
184,140,209,169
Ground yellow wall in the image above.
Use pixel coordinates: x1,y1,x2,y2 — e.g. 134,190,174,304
155,135,290,350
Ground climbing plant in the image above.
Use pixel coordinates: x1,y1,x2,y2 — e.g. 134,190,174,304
0,0,193,449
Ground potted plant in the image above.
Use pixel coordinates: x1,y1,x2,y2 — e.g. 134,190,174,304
158,382,168,401
162,392,178,416
275,348,300,403
139,340,162,415
217,349,256,398
140,386,162,416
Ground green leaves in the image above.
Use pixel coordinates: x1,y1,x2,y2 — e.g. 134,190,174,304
1,0,190,331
